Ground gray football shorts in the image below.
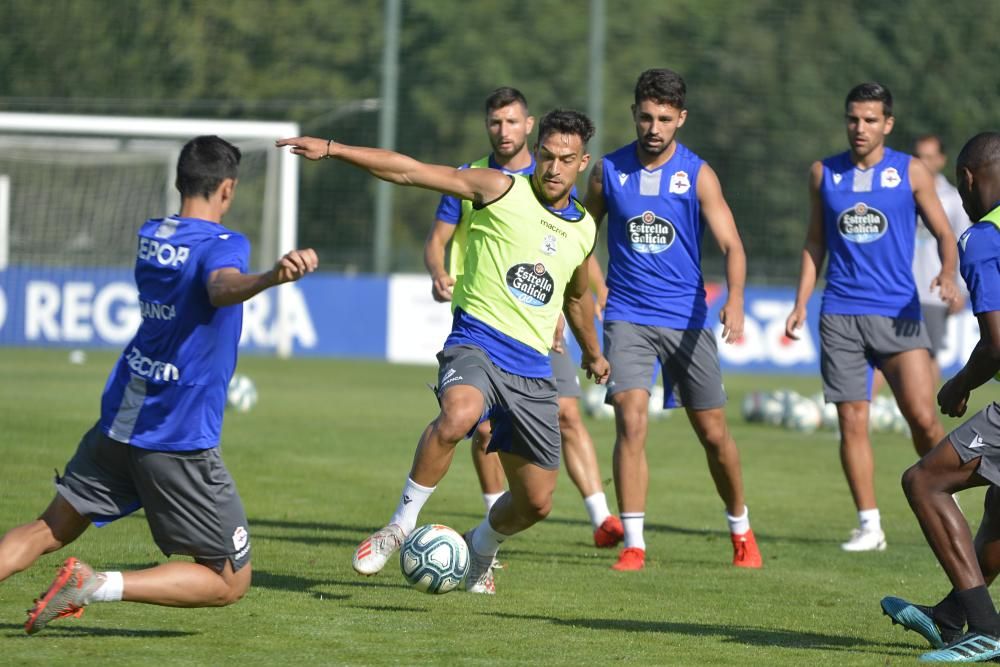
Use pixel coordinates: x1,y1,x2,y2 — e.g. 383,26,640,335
603,320,726,411
56,424,251,572
436,344,561,470
921,303,950,356
949,402,1000,486
549,347,582,399
820,314,932,403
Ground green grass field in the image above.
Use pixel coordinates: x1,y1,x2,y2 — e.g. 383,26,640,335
2,348,998,665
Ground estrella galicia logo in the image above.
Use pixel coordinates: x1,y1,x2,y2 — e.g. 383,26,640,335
627,210,675,253
837,202,888,243
506,262,555,307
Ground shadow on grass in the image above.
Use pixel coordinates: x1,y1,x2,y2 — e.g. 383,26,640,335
346,604,430,614
248,517,381,548
0,622,196,638
485,612,914,657
252,569,409,595
448,510,884,549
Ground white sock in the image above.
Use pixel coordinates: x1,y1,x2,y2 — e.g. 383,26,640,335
470,516,508,559
583,492,612,529
388,477,436,535
88,571,124,603
727,506,751,535
621,512,646,550
859,508,881,533
483,492,504,512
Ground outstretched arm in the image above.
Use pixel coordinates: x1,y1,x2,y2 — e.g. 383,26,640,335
276,136,511,205
207,248,318,307
698,163,745,344
563,257,610,384
911,157,960,305
785,161,827,340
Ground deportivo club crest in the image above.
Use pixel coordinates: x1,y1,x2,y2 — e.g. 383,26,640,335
626,210,676,254
881,167,901,188
541,234,558,256
669,170,691,194
837,202,888,243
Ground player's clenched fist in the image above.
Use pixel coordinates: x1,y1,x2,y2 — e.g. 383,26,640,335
273,248,319,284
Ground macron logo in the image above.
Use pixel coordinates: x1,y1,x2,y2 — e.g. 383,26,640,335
218,234,231,240
970,432,987,449
402,495,412,505
618,173,628,186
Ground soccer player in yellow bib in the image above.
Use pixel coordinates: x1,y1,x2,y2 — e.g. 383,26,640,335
279,109,610,594
424,87,622,550
880,132,1000,662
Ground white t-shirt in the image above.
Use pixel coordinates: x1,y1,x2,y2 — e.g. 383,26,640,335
913,172,971,305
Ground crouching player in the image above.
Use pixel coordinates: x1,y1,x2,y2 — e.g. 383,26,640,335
881,132,1000,662
0,135,317,634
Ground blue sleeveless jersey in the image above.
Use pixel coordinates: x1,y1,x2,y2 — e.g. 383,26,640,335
603,141,708,329
820,148,920,318
98,216,250,451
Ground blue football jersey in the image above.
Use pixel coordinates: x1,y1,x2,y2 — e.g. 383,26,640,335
602,141,708,329
959,211,1000,315
99,216,250,451
819,148,921,318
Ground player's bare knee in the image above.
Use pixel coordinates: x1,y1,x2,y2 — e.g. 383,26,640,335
615,411,648,445
522,497,552,523
904,406,940,438
901,463,929,501
434,408,479,444
513,490,553,523
216,562,251,606
695,422,729,451
558,410,582,435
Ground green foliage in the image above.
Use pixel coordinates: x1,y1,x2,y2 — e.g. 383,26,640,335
3,349,1000,664
0,1,997,277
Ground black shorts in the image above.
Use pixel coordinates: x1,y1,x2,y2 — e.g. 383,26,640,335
56,425,250,572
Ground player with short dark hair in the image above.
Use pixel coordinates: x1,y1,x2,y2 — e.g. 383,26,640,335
584,68,762,571
785,82,959,552
880,131,1000,662
0,135,318,634
424,88,622,550
279,108,609,595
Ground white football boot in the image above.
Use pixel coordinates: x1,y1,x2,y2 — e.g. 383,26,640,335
840,527,887,552
463,533,496,595
352,524,405,575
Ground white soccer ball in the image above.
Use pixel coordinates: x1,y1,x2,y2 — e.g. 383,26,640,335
399,524,470,594
784,397,822,433
741,391,766,423
583,385,615,420
869,396,896,433
760,392,786,426
820,400,839,431
227,373,258,414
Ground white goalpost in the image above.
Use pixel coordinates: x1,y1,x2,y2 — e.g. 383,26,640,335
0,112,301,356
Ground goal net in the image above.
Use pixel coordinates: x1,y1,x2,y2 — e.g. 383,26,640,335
0,113,300,355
